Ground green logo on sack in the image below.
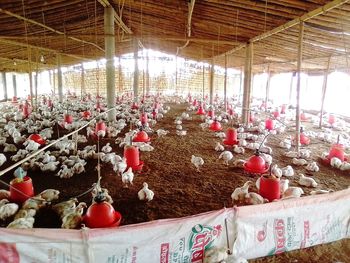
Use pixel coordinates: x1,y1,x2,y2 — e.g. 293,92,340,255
188,224,222,262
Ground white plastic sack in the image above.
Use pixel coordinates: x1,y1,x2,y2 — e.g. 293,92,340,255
232,188,350,260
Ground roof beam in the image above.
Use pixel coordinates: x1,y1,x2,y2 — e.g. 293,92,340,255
0,8,104,52
216,0,350,59
0,38,91,62
97,0,133,34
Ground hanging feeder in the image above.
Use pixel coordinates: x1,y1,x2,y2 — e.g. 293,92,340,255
243,149,270,174
273,110,280,118
223,128,238,146
298,127,310,145
259,174,280,202
133,128,150,143
82,110,91,119
196,104,205,115
124,145,144,171
280,104,287,114
328,114,335,125
11,96,18,104
131,102,139,110
47,99,53,108
95,120,107,138
10,168,34,204
152,109,157,119
192,99,198,107
28,134,46,145
207,108,215,118
83,193,122,228
265,118,275,131
140,112,148,125
323,136,347,164
300,112,309,121
209,119,222,131
22,101,31,118
64,114,73,124
95,100,102,111
249,113,255,123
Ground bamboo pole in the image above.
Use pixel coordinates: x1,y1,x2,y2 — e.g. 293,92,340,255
105,6,116,121
133,38,139,102
57,54,63,103
242,43,253,124
202,63,205,101
210,58,214,105
296,22,304,153
53,69,56,96
1,72,7,101
48,70,52,94
175,56,178,94
265,64,271,112
81,63,85,98
27,47,34,107
288,72,295,105
319,56,332,128
118,57,122,93
224,54,227,111
12,73,17,98
35,50,39,111
146,51,150,95
0,8,104,52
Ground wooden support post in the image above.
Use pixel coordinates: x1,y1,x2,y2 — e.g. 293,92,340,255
27,47,34,106
57,54,63,103
295,22,304,153
12,73,17,98
118,57,122,93
1,72,7,101
242,43,253,124
53,70,56,96
105,6,116,121
81,63,85,98
210,59,214,105
146,51,150,95
142,68,145,97
288,72,295,105
238,66,243,102
35,50,39,110
175,56,178,94
48,70,52,93
224,54,227,111
265,64,271,112
319,57,331,128
133,38,139,102
202,63,205,101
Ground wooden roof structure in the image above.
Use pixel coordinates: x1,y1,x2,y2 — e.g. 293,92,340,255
0,0,349,73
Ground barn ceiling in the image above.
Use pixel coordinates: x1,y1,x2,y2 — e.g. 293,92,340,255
0,0,349,73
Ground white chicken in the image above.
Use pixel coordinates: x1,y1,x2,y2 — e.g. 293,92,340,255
282,187,304,198
339,162,350,171
281,165,294,177
24,140,41,152
22,197,48,211
139,144,154,152
233,145,245,154
52,198,78,217
7,217,35,229
204,246,228,263
0,153,6,167
231,181,252,202
284,151,299,158
191,155,204,172
4,143,17,152
310,189,333,195
215,142,225,152
156,129,169,137
279,139,292,150
38,189,60,202
260,153,273,165
57,165,74,179
122,167,134,187
292,158,308,166
0,189,10,200
238,138,247,147
306,161,320,172
61,202,86,229
219,151,234,165
330,157,342,169
280,179,289,194
0,199,19,220
271,164,282,178
244,192,267,205
138,182,155,202
14,208,36,220
114,157,127,175
299,149,311,159
101,143,112,153
39,161,60,172
298,174,318,187
91,186,113,204
72,162,85,174
232,159,246,168
176,130,187,136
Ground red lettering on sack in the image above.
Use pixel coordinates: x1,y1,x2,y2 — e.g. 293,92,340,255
160,243,169,263
0,243,20,263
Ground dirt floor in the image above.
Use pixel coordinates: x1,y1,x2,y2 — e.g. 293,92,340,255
0,102,349,262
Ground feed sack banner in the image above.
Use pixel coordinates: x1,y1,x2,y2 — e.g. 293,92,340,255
0,208,234,263
232,188,350,260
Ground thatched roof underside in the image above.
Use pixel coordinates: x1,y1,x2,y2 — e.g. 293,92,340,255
0,0,349,73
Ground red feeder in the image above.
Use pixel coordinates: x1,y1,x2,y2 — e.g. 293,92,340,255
259,175,280,202
9,176,34,204
273,110,280,118
64,114,73,124
300,112,308,121
249,113,255,123
87,94,91,100
207,109,215,118
300,132,310,145
124,145,144,171
196,106,206,115
82,111,91,119
42,96,47,105
328,114,336,125
95,101,101,110
265,118,275,131
192,99,198,107
12,96,18,103
47,99,53,108
243,150,269,174
95,121,107,137
223,128,238,146
28,134,46,145
84,195,121,228
328,144,346,162
27,95,31,101
131,102,139,110
140,112,148,125
152,109,157,119
188,95,193,103
209,120,222,131
133,131,150,143
280,104,287,114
